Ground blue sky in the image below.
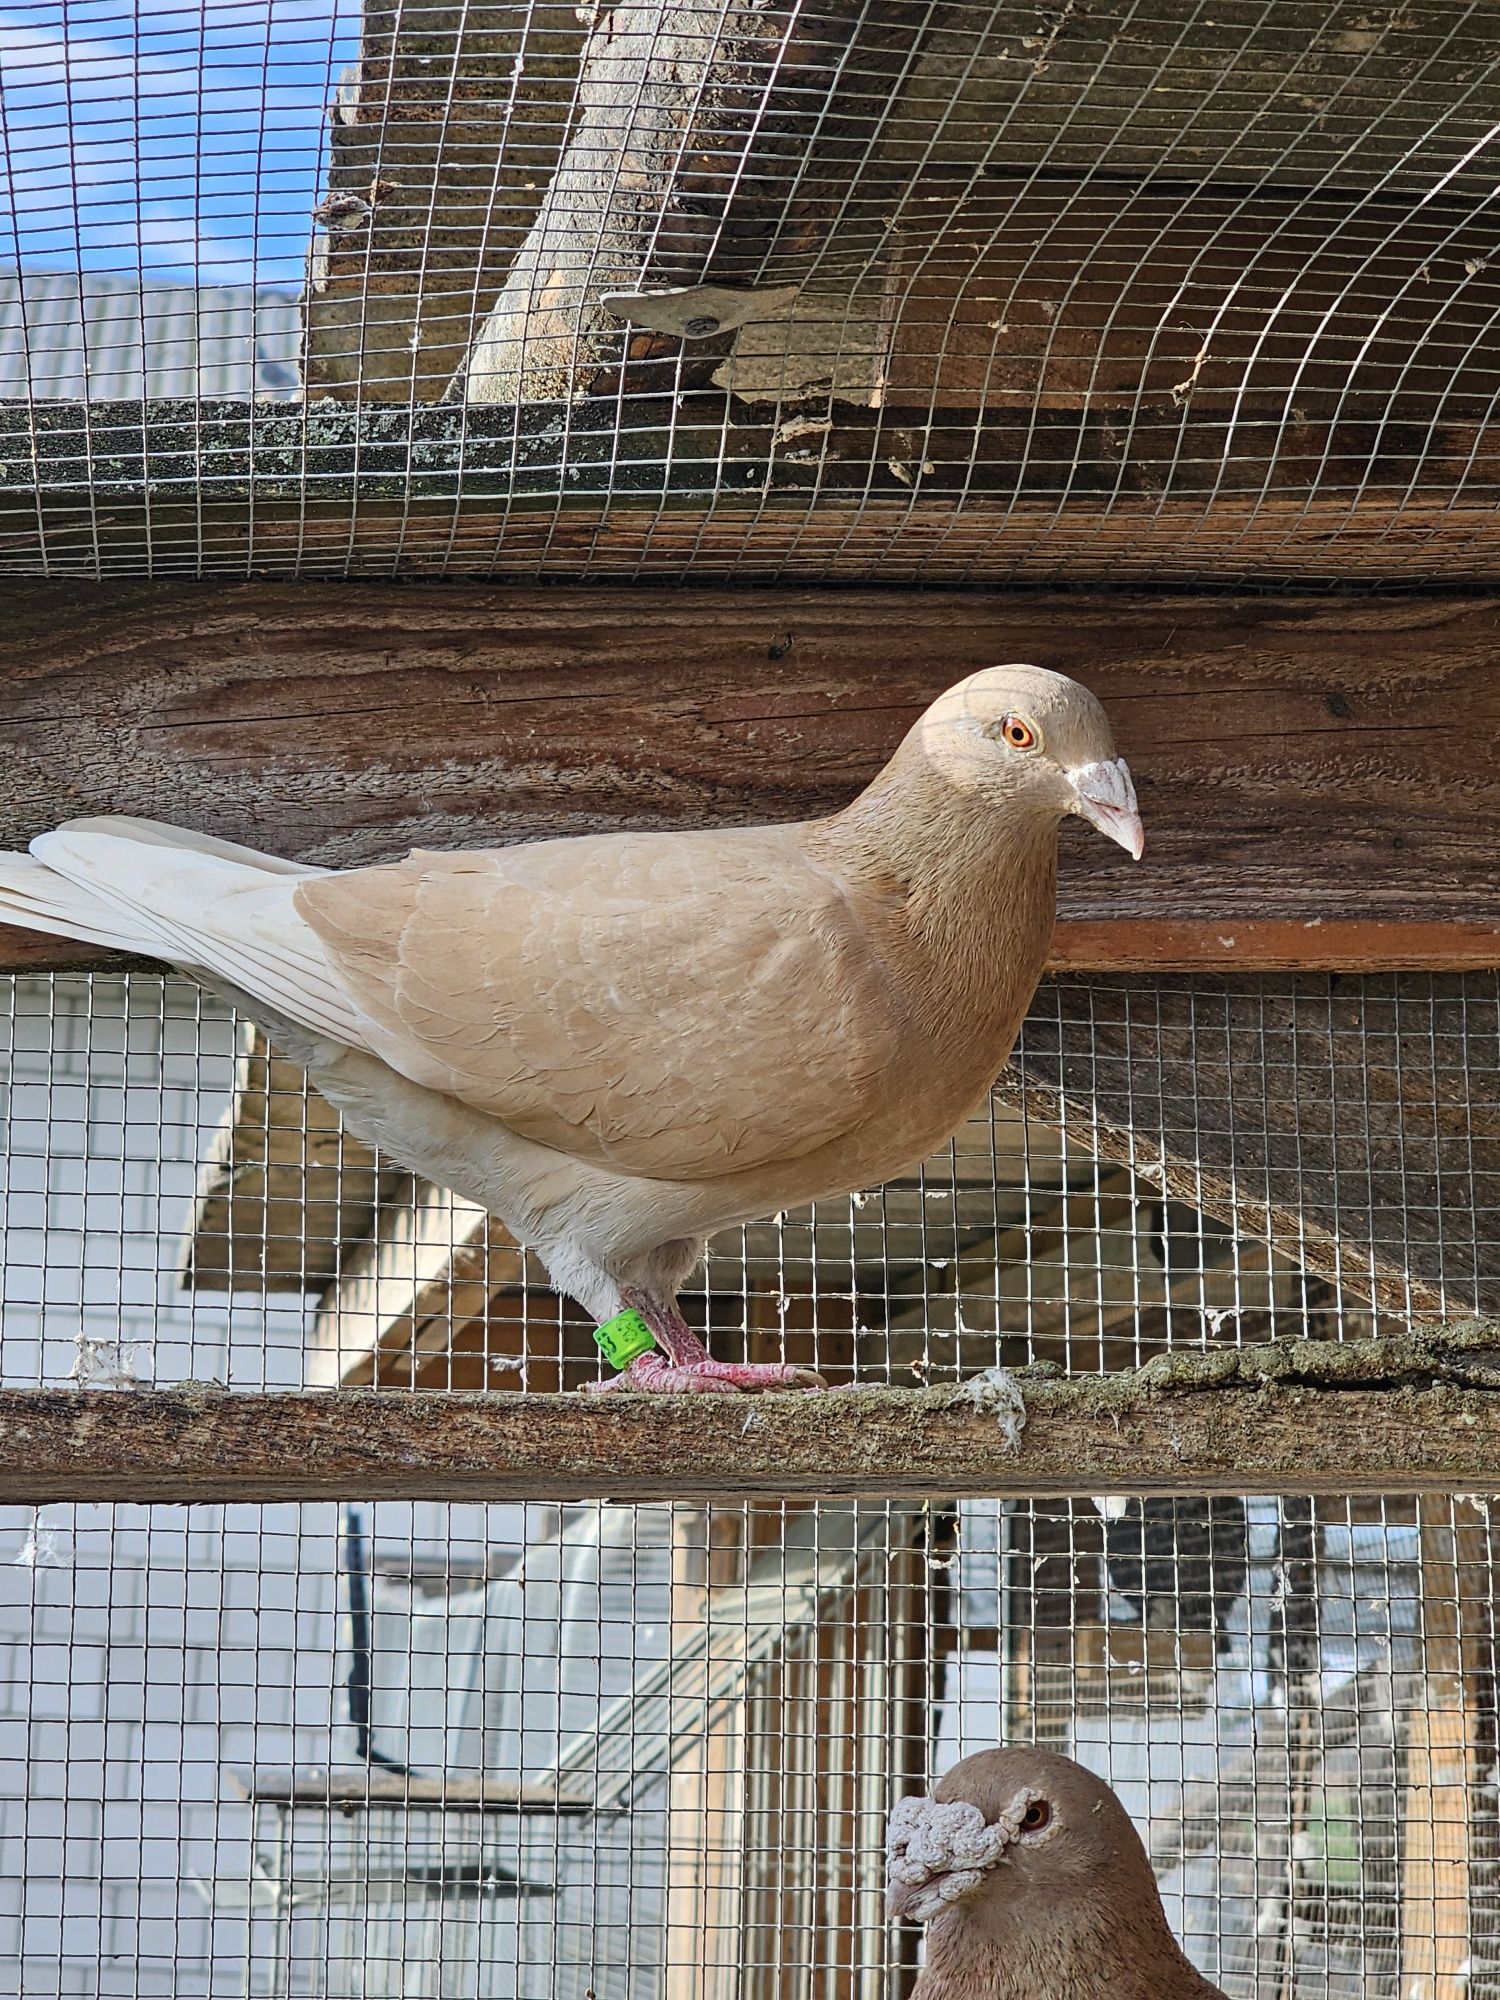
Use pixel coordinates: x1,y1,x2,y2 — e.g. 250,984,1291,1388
0,1,361,286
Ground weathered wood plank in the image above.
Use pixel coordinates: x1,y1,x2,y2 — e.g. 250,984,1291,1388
6,397,1499,581
890,5,1500,191
716,179,1500,408
871,186,1500,416
1048,922,1500,975
1,1364,1499,1501
13,492,1500,590
1,583,1498,974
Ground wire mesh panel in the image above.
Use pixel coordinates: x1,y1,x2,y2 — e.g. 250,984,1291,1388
0,1497,931,1998
3,2,1500,579
1,968,1500,1993
5,970,1495,1395
1,1493,1497,1996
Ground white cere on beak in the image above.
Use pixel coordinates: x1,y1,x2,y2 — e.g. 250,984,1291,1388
1068,757,1144,861
885,1793,1026,1923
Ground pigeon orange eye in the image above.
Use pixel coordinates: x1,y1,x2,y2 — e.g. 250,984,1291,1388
1021,1799,1052,1833
999,715,1038,751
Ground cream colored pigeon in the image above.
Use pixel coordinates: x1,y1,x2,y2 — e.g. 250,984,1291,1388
0,665,1141,1393
888,1748,1227,1999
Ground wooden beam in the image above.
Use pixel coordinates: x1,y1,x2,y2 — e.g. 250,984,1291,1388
460,0,923,403
1399,1498,1492,1999
6,400,1500,584
890,7,1500,196
3,583,1500,976
4,1334,1500,1500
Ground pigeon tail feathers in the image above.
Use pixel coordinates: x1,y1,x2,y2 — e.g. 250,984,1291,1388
0,846,175,958
0,818,368,1047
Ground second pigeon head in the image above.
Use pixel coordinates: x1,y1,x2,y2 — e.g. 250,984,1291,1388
887,1747,1227,1999
912,663,1144,860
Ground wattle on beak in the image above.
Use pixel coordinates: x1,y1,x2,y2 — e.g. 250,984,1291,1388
1068,757,1144,861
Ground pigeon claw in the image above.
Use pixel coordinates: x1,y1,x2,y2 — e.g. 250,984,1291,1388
585,1354,827,1395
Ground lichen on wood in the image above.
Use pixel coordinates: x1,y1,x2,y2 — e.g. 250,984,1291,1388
3,1329,1500,1504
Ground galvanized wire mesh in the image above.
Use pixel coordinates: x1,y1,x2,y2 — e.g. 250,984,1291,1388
1,1493,1496,1996
3,2,1500,580
1,968,1499,1993
6,970,1491,1395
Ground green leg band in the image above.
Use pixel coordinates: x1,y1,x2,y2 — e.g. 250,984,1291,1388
592,1308,658,1369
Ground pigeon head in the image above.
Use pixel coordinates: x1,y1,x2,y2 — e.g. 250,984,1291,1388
887,1749,1221,1999
915,664,1144,860
888,1746,1144,1920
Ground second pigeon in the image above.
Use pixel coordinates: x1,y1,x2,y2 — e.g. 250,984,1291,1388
888,1746,1227,1998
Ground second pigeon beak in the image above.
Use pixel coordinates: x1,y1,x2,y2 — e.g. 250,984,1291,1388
1068,758,1145,860
886,1876,921,1922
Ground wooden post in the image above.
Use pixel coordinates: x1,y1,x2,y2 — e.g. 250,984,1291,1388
663,1506,747,2000
1400,1499,1495,1999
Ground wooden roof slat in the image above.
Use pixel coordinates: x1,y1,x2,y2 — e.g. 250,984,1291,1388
184,1025,394,1294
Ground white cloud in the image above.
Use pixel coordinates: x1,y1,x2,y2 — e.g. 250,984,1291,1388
0,2,353,281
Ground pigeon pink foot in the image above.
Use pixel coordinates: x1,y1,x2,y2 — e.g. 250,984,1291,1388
584,1291,826,1395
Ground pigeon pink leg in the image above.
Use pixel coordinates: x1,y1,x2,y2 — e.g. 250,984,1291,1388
586,1290,827,1394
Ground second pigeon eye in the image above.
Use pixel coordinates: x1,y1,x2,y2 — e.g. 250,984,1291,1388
1021,1799,1052,1833
998,715,1039,751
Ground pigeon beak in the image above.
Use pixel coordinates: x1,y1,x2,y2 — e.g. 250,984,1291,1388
1068,757,1144,861
886,1865,996,1921
887,1877,922,1922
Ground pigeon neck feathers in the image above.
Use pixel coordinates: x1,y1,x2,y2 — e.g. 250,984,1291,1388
809,728,1061,1041
914,1889,1225,2000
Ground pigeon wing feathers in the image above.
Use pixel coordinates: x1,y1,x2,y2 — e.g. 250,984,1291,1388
296,830,908,1180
